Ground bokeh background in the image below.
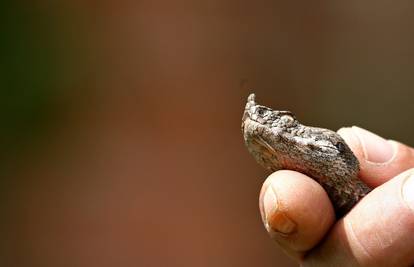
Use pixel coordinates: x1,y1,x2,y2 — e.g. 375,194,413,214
2,1,414,266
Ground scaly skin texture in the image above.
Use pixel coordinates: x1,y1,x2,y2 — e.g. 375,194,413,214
242,93,371,217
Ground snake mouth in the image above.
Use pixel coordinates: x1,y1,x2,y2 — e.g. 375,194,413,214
255,135,276,154
242,118,281,172
242,117,274,145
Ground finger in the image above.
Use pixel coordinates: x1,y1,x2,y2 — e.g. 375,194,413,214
303,168,414,267
259,170,335,261
338,126,414,187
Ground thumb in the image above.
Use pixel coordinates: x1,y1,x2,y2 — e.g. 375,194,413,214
304,168,414,267
338,126,414,187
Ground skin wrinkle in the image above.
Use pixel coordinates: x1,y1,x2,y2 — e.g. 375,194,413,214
371,197,393,252
343,217,374,266
373,230,387,252
376,207,392,250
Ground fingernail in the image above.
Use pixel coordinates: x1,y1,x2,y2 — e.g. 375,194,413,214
351,126,394,163
402,172,414,210
262,186,297,235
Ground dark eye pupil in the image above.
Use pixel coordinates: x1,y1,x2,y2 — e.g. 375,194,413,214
258,109,265,115
336,142,346,153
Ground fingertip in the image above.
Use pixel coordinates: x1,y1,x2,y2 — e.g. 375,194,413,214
259,170,335,259
338,126,414,187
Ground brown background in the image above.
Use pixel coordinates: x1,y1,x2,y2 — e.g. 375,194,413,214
2,1,414,266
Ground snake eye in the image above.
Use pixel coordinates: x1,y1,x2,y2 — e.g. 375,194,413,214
257,107,269,117
335,142,346,153
257,108,265,116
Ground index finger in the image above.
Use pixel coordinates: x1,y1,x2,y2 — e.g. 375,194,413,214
338,126,414,187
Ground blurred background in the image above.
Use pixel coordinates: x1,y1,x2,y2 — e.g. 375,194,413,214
2,1,414,266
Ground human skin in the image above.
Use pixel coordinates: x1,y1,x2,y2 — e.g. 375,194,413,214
259,126,414,266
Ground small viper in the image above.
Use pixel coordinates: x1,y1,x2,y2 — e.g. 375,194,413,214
241,93,371,217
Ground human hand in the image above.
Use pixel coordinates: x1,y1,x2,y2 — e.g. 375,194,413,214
259,126,414,266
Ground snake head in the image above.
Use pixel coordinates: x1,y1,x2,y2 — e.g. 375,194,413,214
241,93,298,170
242,93,297,129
